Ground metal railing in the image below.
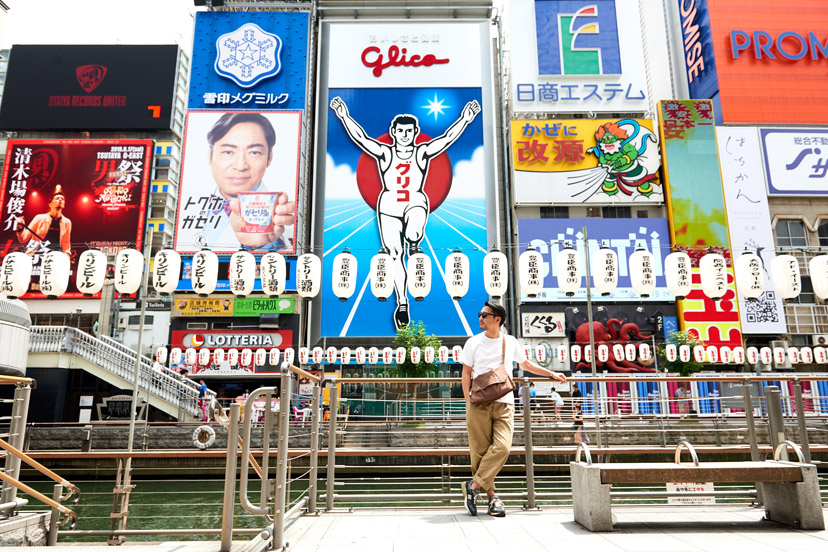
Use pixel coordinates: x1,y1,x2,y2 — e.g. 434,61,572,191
28,326,215,418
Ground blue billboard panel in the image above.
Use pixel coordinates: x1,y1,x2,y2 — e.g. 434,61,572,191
175,255,296,292
188,11,309,110
518,217,673,302
677,0,719,102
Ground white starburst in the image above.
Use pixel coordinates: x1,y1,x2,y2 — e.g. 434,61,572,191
421,94,451,121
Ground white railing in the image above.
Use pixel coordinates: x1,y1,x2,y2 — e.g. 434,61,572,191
28,326,215,419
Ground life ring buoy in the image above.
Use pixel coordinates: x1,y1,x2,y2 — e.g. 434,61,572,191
193,425,216,449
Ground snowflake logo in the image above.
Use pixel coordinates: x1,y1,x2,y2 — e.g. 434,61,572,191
214,23,282,88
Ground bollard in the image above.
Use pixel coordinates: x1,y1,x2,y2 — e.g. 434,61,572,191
764,386,786,461
522,379,536,509
792,380,812,464
220,403,240,552
47,484,62,546
308,381,321,514
326,377,339,511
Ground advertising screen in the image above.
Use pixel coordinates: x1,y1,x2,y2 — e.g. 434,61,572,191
0,45,178,131
0,139,152,297
174,110,301,254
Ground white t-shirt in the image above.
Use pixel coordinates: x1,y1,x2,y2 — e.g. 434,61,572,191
460,332,526,405
550,390,564,407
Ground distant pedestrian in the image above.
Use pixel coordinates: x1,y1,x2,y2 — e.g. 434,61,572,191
573,404,589,444
198,379,208,422
550,388,564,422
571,385,582,414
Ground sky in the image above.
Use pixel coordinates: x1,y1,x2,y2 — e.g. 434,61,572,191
1,0,197,49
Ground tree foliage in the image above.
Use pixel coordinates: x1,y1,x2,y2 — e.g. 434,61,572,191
657,330,705,377
389,321,443,378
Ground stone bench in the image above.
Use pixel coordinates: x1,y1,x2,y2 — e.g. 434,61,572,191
570,440,825,531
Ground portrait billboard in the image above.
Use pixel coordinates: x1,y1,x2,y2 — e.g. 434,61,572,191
188,11,309,111
174,110,301,254
510,0,649,113
512,118,662,204
760,128,828,196
718,127,786,335
659,99,742,349
0,139,151,297
316,21,496,337
518,218,673,302
0,45,178,131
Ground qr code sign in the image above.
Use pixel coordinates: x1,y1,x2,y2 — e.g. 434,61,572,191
745,291,779,324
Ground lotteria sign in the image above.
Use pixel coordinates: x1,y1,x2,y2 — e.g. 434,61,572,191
172,330,292,349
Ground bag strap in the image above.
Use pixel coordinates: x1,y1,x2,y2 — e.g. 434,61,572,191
501,335,506,366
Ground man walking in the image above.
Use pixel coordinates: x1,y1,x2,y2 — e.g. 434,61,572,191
460,301,567,516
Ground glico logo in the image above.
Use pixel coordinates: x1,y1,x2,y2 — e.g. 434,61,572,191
534,0,622,76
361,45,449,77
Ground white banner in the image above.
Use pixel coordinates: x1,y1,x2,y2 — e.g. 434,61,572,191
718,127,786,335
521,312,566,337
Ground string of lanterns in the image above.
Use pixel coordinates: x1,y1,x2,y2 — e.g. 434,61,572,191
2,243,826,303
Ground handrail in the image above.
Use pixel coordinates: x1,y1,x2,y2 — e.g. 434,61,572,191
675,441,700,466
0,469,76,529
575,442,593,465
331,374,828,383
773,440,806,463
0,376,34,386
0,438,80,504
287,364,321,383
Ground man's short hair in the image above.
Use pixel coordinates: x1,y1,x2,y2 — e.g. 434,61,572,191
207,112,276,156
391,114,419,132
484,301,507,325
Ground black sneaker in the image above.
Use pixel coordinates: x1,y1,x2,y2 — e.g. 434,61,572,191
462,480,479,516
394,303,410,330
488,495,506,517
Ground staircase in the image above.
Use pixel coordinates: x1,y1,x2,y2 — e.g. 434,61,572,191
27,326,215,421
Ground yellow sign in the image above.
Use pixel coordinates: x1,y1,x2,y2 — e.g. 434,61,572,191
173,294,235,317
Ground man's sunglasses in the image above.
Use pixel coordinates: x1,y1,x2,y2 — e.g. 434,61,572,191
477,312,494,319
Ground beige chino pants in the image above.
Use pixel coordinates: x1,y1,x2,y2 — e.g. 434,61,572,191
465,400,514,493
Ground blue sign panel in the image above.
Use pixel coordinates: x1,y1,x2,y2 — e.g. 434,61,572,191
188,11,309,110
517,217,673,302
677,0,719,101
176,255,296,292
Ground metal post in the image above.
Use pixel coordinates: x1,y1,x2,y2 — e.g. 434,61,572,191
325,377,339,511
220,403,240,552
765,385,786,460
1,383,30,504
308,381,321,514
272,368,291,551
47,484,62,546
792,379,812,463
521,379,536,509
742,380,760,462
582,226,602,449
260,390,275,511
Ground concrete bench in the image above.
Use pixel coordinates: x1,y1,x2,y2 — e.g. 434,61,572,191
571,440,825,531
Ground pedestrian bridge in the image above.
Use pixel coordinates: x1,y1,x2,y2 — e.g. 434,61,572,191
27,326,214,420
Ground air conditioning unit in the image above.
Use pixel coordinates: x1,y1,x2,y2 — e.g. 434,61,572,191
770,340,792,369
117,314,127,330
812,334,828,347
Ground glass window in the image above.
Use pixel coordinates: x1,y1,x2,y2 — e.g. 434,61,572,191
155,168,170,180
540,206,569,219
586,207,601,218
602,206,631,218
818,221,828,247
776,220,808,247
788,276,816,304
636,210,648,219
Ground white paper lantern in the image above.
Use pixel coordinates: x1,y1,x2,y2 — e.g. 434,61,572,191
746,346,759,364
355,347,366,364
170,348,182,365
800,347,813,364
570,345,582,363
773,347,786,366
260,252,286,297
483,250,508,298
283,348,295,366
534,345,547,364
40,251,70,297
298,347,309,365
227,348,239,366
255,348,267,366
556,345,568,363
423,346,435,364
332,249,357,301
666,344,677,362
267,348,280,366
693,345,706,363
452,345,462,363
370,251,395,301
368,347,379,365
152,249,180,295
597,344,609,363
214,348,226,364
719,346,732,364
198,348,211,366
592,244,618,297
437,346,449,364
382,347,393,364
240,349,253,366
759,347,772,365
185,348,197,366
679,345,691,362
312,346,324,364
629,245,656,298
229,250,256,297
625,343,637,362
113,248,143,295
556,242,581,297
523,344,532,361
809,255,828,300
814,347,827,364
734,253,764,300
664,251,692,300
771,254,802,300
613,343,625,361
340,347,352,365
76,249,107,296
393,347,406,364
191,250,219,297
155,347,168,364
407,252,432,301
296,253,322,298
732,347,745,365
0,252,32,298
639,344,651,362
519,246,544,298
410,347,422,364
326,347,337,364
706,345,719,363
444,249,469,300
583,345,593,363
787,347,800,365
699,253,728,301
